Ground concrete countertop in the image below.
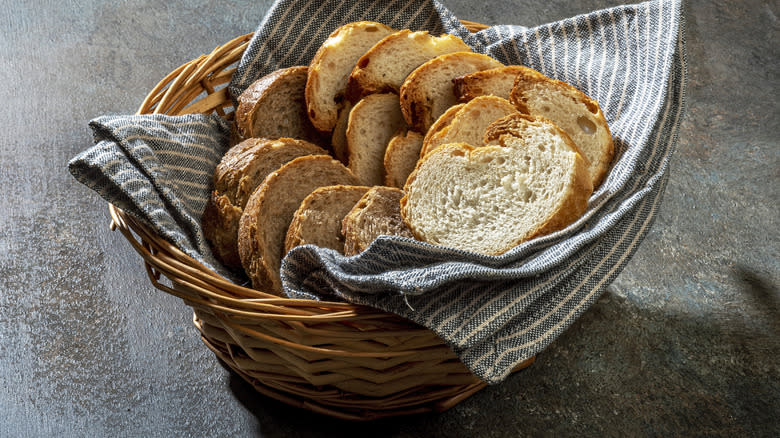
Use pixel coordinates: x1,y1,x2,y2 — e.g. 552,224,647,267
1,0,777,436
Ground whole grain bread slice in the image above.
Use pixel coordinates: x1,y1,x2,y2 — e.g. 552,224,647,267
284,185,371,254
342,186,415,256
509,68,614,188
452,65,541,102
345,30,471,103
399,52,504,132
237,155,358,293
420,95,519,157
383,128,424,188
346,93,406,186
401,114,592,256
235,66,325,146
202,137,325,268
306,21,395,134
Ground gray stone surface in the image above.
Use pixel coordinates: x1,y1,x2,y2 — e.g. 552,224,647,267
1,0,777,436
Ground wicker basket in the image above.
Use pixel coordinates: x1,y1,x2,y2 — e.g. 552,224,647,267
109,21,534,421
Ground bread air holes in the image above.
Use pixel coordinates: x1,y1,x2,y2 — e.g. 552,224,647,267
577,116,597,135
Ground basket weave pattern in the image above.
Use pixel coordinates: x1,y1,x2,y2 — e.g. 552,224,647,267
110,22,533,421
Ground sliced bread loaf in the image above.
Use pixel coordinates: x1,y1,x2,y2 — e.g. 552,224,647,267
345,30,471,103
399,52,504,132
342,186,414,256
284,185,371,254
420,95,518,157
306,21,395,133
235,66,325,146
420,103,464,151
452,65,541,102
346,93,406,186
509,68,614,188
401,114,592,256
202,137,325,268
383,128,424,188
237,155,358,293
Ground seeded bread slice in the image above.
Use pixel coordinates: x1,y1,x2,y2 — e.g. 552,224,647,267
509,68,614,188
420,95,518,157
345,30,471,103
453,65,541,102
399,52,504,132
306,21,395,133
401,114,592,256
237,155,358,293
342,186,415,256
346,93,406,186
383,128,424,188
284,185,371,254
202,138,325,268
235,66,325,146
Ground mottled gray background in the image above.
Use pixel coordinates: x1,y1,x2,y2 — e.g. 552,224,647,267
1,0,778,436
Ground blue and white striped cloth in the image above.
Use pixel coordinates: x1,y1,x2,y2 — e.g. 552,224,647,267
69,0,685,383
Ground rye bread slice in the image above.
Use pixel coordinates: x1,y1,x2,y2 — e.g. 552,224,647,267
342,186,414,256
234,66,325,146
202,137,325,268
237,155,358,293
284,185,371,254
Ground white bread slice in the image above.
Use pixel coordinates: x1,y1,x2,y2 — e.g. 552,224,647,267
235,66,325,146
306,21,395,133
237,155,359,293
202,138,325,268
509,68,614,188
383,128,424,188
399,52,504,132
342,186,414,256
344,30,471,103
346,93,406,186
420,95,518,157
284,185,371,254
401,114,593,256
452,65,538,102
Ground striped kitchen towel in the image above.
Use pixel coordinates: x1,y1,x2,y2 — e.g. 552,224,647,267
69,0,686,384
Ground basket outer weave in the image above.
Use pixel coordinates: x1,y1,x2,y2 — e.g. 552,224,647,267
108,21,534,421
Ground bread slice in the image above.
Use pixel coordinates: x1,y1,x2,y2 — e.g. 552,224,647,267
399,52,504,132
345,30,471,103
284,185,371,254
383,128,424,188
306,21,395,134
202,138,325,268
238,155,358,293
420,95,518,157
342,186,414,256
509,68,614,188
453,65,541,102
346,93,406,186
235,66,325,146
401,114,592,256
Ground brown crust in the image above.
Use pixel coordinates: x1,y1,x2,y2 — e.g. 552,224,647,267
453,65,540,103
202,191,244,268
234,66,326,146
237,155,358,294
420,103,464,157
509,67,614,188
